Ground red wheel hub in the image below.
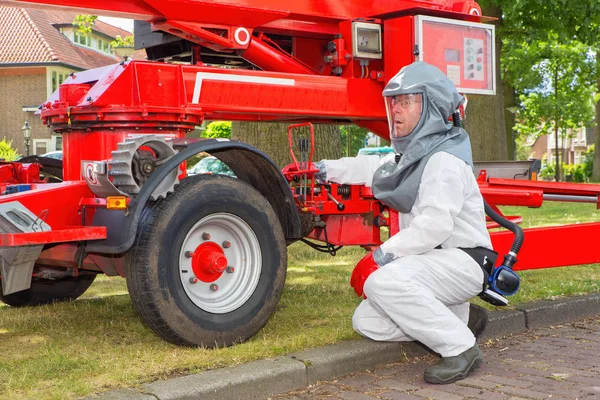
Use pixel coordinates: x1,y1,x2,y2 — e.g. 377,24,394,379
191,242,228,283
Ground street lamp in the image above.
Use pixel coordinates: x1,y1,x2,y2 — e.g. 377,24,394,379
22,120,32,156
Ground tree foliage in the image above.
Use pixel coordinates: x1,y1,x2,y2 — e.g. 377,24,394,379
510,37,595,134
73,15,97,35
479,0,599,180
339,125,369,157
203,121,232,139
111,35,134,48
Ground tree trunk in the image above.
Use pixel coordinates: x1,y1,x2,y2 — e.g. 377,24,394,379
231,122,343,168
503,82,516,160
462,4,507,161
554,65,561,182
592,51,600,182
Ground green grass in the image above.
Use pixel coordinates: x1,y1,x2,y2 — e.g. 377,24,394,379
0,202,599,399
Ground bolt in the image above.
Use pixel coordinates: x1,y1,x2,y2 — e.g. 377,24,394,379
202,232,211,241
86,96,93,102
222,241,231,248
226,266,235,274
189,277,198,284
210,284,219,292
185,251,193,258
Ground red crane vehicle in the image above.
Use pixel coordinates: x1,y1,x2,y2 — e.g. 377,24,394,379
0,0,598,347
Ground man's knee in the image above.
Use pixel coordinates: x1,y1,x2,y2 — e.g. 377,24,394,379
363,267,414,300
363,267,389,299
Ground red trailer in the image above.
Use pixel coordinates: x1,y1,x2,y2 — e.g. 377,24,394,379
0,0,598,347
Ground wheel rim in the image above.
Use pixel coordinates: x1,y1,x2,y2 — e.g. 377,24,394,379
179,212,262,314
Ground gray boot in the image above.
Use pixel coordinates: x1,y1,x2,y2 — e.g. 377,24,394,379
467,303,488,340
424,344,483,384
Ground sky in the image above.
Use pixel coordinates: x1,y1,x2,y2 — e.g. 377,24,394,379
97,16,134,33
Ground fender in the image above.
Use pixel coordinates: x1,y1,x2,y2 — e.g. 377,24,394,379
86,139,301,254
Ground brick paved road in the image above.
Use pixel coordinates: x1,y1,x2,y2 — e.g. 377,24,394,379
274,317,600,400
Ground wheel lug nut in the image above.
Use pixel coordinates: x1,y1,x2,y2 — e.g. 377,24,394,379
226,266,235,274
202,232,211,241
210,284,219,292
185,251,193,258
189,277,198,284
222,241,231,248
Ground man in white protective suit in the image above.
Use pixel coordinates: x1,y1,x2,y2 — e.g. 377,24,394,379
319,61,492,384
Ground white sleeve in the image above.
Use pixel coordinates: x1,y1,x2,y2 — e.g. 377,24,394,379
321,155,383,186
379,153,467,258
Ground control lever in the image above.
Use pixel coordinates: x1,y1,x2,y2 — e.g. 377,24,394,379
326,189,345,211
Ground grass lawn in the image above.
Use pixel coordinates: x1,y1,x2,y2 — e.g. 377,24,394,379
1,202,599,399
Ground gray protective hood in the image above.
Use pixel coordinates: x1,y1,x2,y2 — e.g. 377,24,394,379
372,61,473,213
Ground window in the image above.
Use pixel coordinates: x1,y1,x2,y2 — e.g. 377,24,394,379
33,139,50,155
98,39,111,54
73,31,91,47
51,71,67,92
54,135,63,151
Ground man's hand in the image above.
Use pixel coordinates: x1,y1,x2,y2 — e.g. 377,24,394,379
350,252,379,298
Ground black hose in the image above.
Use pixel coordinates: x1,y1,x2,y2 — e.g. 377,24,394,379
453,110,523,269
484,201,524,254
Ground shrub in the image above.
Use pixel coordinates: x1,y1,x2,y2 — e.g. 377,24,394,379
0,139,21,161
203,121,231,139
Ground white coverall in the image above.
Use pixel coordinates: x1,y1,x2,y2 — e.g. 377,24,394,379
325,151,491,357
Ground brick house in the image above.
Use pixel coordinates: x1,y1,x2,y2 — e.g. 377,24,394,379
525,126,593,166
0,6,133,156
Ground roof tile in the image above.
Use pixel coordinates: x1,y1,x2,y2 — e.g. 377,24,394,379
0,6,133,69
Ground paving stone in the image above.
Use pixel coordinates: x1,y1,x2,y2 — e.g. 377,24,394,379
481,375,535,388
310,385,341,395
456,377,500,390
468,389,510,400
373,379,419,392
412,388,464,399
336,392,379,400
494,386,551,399
379,392,422,400
336,373,376,388
373,365,413,377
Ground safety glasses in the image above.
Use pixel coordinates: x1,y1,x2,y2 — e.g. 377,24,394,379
390,93,422,109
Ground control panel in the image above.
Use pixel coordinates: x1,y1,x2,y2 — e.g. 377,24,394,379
352,21,382,59
414,15,495,95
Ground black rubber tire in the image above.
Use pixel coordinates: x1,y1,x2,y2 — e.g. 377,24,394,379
0,271,97,307
125,174,287,347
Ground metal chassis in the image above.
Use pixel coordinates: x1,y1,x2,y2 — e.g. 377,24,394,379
0,0,596,276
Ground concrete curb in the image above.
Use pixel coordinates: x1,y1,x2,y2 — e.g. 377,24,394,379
89,293,600,400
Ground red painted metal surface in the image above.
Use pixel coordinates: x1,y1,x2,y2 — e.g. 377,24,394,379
0,181,95,228
0,0,482,24
0,162,43,184
490,222,600,270
0,227,107,246
191,242,228,283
